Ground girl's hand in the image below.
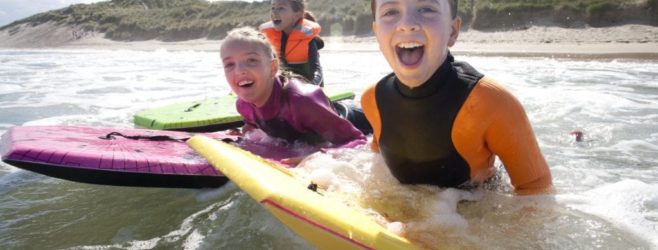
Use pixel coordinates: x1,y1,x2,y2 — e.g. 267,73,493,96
226,128,242,136
280,155,308,166
227,124,256,136
241,124,256,134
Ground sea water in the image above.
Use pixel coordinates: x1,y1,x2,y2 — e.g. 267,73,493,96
0,48,657,249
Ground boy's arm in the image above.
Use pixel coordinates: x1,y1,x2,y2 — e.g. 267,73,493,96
360,84,381,152
479,80,553,195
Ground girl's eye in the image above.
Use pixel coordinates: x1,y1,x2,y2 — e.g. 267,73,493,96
247,58,259,65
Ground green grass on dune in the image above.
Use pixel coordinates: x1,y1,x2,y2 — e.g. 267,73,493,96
2,0,656,40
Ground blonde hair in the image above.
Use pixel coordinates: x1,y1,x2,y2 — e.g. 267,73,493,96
285,0,305,12
221,26,275,60
221,26,312,82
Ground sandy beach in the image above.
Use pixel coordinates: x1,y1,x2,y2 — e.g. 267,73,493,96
2,22,658,60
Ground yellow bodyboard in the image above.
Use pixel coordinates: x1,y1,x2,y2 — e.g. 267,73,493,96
187,136,417,250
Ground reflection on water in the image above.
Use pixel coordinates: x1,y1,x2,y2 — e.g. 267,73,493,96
0,49,657,249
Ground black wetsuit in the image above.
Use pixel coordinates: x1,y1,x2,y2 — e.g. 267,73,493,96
374,54,483,187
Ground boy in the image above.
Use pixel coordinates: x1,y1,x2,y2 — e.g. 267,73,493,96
361,0,553,195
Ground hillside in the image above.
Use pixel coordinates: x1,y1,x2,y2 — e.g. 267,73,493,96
0,0,657,42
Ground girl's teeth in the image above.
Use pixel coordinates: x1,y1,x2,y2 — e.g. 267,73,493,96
239,81,253,86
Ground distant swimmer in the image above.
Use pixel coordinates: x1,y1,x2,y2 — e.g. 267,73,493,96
570,130,584,142
570,130,596,143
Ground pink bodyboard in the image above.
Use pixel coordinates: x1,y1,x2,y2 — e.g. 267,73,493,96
0,126,305,188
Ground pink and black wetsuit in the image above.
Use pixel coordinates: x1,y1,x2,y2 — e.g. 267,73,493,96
237,76,366,148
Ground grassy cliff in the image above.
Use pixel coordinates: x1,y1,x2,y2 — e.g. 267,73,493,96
469,0,658,29
1,0,656,41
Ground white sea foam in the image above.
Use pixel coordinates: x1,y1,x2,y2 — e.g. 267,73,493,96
1,50,658,249
294,148,485,248
559,180,658,247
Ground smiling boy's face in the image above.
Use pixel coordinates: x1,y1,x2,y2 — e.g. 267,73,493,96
373,0,461,88
221,40,278,107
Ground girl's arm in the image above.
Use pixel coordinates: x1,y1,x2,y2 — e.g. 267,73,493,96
293,89,366,148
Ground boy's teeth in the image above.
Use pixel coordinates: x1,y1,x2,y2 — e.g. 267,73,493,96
396,42,424,65
397,42,423,49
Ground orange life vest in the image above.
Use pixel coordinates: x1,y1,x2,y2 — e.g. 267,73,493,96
259,19,321,65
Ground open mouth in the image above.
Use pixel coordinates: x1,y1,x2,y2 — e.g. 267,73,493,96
395,42,424,66
273,20,282,26
238,80,254,88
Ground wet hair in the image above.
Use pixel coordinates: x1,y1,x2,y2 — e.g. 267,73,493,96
286,0,306,12
304,11,317,22
370,0,458,20
276,0,317,22
221,27,275,60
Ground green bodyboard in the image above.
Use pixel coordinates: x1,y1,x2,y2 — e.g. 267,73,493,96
133,89,355,132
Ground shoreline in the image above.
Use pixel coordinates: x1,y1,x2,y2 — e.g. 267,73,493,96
1,23,658,60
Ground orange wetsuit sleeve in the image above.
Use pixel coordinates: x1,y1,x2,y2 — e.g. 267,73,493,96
453,77,553,195
361,84,381,152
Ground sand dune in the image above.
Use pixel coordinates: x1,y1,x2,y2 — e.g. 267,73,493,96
2,22,657,60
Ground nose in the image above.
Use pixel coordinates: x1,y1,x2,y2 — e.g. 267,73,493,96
397,9,420,32
235,62,247,75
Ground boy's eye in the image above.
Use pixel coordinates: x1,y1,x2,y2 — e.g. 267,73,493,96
381,9,399,17
419,6,438,14
223,62,234,69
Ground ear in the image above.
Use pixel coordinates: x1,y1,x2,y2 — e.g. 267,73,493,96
447,16,462,47
372,21,377,34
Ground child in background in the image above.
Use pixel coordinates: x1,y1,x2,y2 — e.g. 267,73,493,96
260,0,374,135
362,0,553,195
220,27,365,151
260,0,324,86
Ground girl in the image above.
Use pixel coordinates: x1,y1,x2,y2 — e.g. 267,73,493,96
259,0,324,86
260,0,374,135
220,27,365,150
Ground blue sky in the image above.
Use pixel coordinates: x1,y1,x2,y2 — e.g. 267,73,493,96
0,0,264,27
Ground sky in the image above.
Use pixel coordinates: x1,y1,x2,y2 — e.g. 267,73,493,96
0,0,264,27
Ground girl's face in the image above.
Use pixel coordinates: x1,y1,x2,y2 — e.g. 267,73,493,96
221,40,278,107
271,0,303,33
